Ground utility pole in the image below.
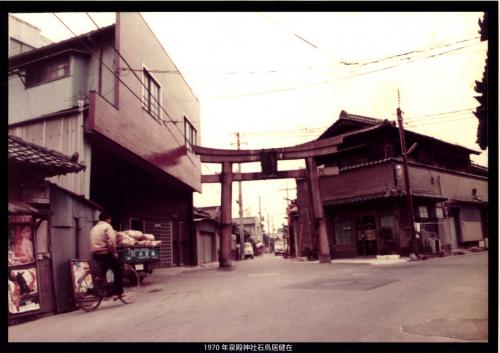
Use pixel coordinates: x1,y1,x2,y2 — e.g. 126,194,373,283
258,196,263,248
267,211,272,252
396,91,419,255
236,132,245,260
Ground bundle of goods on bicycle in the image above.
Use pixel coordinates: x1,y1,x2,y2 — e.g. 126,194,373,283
116,230,162,247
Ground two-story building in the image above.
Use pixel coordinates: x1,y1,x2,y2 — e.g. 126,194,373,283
8,13,201,267
231,216,265,245
295,111,488,259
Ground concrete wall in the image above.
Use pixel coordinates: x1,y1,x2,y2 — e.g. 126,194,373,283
399,163,488,202
8,72,75,124
71,56,89,105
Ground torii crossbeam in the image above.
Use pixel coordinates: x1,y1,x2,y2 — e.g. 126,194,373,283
193,134,344,268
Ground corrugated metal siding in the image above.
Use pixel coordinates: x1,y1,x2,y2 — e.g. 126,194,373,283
144,220,172,267
9,113,88,196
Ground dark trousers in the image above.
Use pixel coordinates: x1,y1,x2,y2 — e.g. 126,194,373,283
92,253,123,295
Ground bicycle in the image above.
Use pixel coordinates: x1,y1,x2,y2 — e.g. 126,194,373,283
75,263,140,312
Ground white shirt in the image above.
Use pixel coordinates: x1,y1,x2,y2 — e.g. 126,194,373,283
90,221,116,254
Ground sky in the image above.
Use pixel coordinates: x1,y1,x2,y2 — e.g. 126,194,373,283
11,12,488,234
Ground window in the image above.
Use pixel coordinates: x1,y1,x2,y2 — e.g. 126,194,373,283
435,207,444,219
460,208,481,222
418,206,429,219
26,55,70,86
184,117,197,152
334,221,353,245
143,69,160,119
379,215,395,240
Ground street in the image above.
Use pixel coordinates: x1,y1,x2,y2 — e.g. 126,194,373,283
8,252,488,342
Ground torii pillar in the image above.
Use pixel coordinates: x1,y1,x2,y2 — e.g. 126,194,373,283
220,162,233,268
306,157,331,263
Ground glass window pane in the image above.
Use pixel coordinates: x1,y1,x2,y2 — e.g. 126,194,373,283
418,206,429,218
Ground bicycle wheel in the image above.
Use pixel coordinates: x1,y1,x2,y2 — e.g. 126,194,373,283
76,270,103,312
120,267,140,304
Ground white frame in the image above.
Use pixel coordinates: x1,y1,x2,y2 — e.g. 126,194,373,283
141,64,162,120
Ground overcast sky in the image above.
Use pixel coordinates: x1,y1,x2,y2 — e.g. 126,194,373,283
11,12,488,233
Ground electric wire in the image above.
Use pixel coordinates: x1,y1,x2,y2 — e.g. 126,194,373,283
405,108,476,121
204,40,483,100
53,13,202,173
80,14,482,152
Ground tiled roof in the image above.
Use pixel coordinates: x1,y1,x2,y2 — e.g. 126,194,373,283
324,190,447,206
8,135,85,177
339,110,389,125
320,110,479,155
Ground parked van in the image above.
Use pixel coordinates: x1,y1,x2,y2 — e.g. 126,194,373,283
274,240,284,256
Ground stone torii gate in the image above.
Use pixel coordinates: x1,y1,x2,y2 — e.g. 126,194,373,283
193,134,344,268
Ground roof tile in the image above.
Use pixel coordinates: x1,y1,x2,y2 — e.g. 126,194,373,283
8,135,85,177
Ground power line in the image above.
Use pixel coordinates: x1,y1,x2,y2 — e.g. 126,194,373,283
405,110,473,124
405,108,476,121
55,13,201,173
117,30,482,78
340,36,480,67
409,115,475,127
84,13,179,125
204,40,482,100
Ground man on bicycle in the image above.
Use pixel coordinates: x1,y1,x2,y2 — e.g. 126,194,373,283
90,211,124,299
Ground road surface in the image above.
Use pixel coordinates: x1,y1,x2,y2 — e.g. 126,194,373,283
8,252,488,342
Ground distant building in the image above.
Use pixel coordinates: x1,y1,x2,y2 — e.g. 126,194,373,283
294,111,488,259
231,216,264,244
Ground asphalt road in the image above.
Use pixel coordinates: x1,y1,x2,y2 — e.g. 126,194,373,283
8,252,488,342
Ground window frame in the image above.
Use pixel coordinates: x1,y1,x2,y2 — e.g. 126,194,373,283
142,67,162,120
25,55,71,88
418,205,429,219
184,115,197,153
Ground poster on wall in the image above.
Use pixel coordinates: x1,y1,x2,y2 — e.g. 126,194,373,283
8,267,40,315
8,221,36,267
70,260,91,296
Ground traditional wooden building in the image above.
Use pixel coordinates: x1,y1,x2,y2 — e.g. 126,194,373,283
8,135,102,320
8,13,201,267
295,111,488,258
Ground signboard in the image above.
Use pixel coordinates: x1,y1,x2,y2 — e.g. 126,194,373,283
118,247,160,262
70,260,91,296
8,267,40,314
8,222,35,267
